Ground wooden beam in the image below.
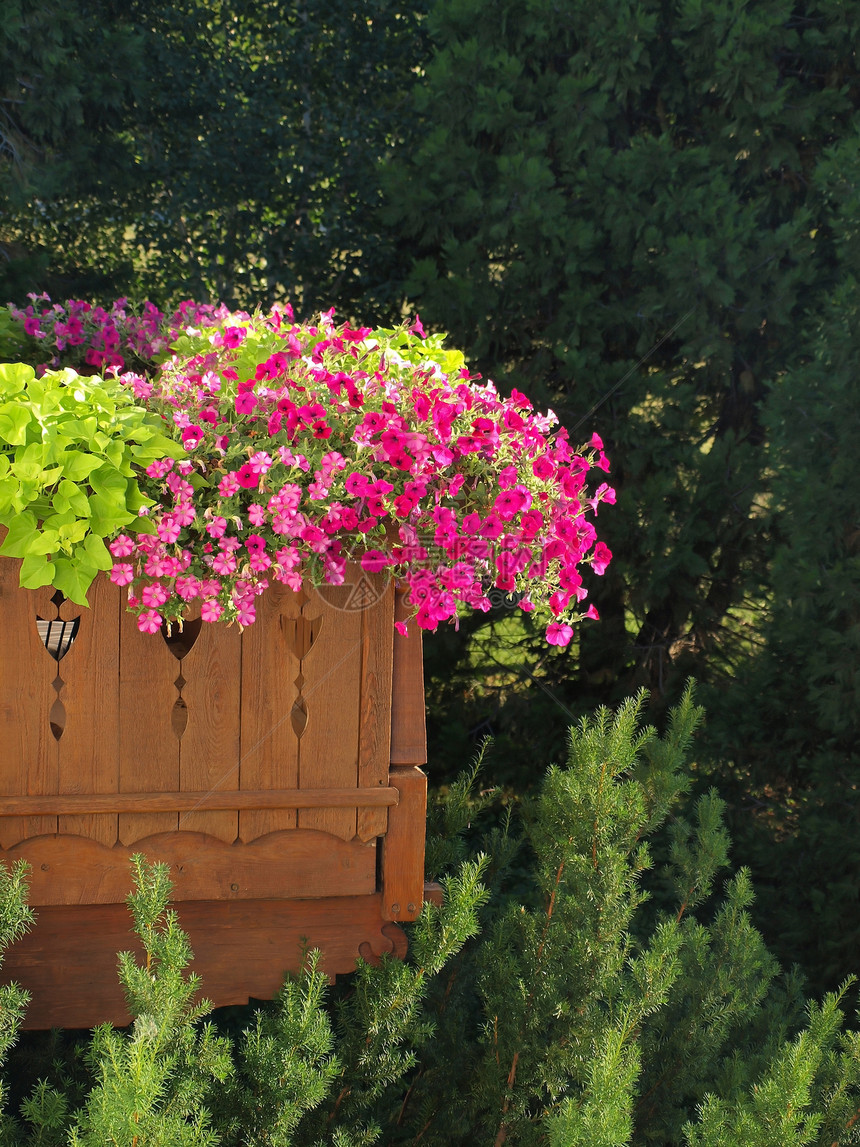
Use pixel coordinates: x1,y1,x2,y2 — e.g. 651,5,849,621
0,787,399,816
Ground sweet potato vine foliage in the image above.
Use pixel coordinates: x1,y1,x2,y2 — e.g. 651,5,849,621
5,299,614,645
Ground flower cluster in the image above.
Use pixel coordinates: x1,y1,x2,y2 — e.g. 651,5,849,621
7,294,226,375
109,305,614,646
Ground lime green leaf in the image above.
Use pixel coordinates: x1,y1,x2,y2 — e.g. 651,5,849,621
89,465,127,500
51,558,94,606
125,485,154,514
19,553,56,590
59,450,104,482
0,362,34,396
58,478,90,517
55,519,89,548
82,532,113,571
0,511,39,557
0,403,32,445
88,493,135,536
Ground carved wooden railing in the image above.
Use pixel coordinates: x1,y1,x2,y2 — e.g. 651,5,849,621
0,559,429,1028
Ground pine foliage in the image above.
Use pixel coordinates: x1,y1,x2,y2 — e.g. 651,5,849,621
2,690,860,1144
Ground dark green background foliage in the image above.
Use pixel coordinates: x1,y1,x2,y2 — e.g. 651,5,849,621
1,0,428,311
1,0,859,993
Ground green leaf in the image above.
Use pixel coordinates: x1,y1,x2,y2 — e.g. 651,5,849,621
51,557,94,607
0,511,40,557
58,478,91,517
88,494,135,536
0,362,34,397
0,403,32,446
59,450,104,482
82,532,113,571
88,465,128,501
19,553,57,589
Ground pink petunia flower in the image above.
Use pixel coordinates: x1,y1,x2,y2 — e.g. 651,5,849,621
200,599,223,623
110,563,134,586
137,609,163,634
591,542,612,575
236,464,260,489
109,535,135,558
546,621,573,646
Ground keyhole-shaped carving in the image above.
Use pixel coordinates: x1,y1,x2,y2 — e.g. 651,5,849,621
36,590,80,662
161,617,202,660
283,597,322,741
36,591,80,741
161,618,202,742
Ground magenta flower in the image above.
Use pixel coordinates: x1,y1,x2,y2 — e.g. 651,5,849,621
236,600,256,626
222,325,247,348
218,473,241,497
591,542,612,575
141,582,169,608
200,599,223,623
546,622,573,646
110,563,134,586
212,552,237,576
360,549,390,574
236,464,260,489
479,513,504,539
109,535,135,558
249,551,272,572
156,516,182,544
245,534,267,555
181,424,204,449
137,609,163,634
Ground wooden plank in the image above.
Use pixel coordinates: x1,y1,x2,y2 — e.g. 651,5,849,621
296,584,363,841
0,787,399,816
57,575,120,845
4,829,376,904
381,765,427,921
0,564,58,846
178,618,242,841
357,577,394,841
118,601,180,844
9,896,408,1030
390,588,427,766
238,581,300,842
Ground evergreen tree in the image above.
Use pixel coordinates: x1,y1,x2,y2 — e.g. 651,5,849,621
704,129,860,987
1,0,430,315
3,690,860,1144
385,0,860,737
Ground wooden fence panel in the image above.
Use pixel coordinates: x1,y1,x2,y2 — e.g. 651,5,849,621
0,567,57,845
357,575,394,841
297,584,362,841
57,578,120,846
238,580,299,842
118,604,180,844
178,620,241,842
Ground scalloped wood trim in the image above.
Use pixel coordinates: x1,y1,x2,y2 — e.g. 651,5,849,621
3,829,376,904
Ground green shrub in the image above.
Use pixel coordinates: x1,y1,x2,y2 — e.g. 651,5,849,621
2,688,860,1145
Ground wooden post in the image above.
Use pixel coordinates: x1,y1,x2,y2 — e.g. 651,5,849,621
382,587,428,921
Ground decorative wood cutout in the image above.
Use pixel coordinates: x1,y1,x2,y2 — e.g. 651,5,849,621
35,590,81,741
161,619,203,742
161,617,202,660
36,590,80,662
284,590,323,740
